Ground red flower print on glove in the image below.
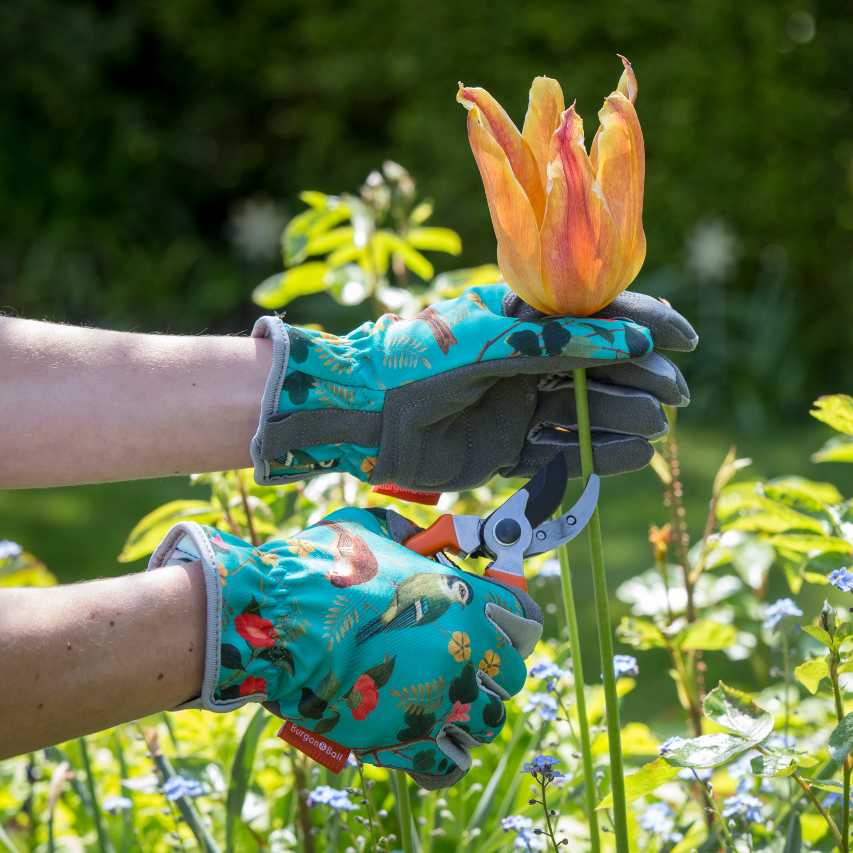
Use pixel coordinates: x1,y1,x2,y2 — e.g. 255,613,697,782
239,676,267,696
351,674,379,721
446,700,471,724
235,612,278,649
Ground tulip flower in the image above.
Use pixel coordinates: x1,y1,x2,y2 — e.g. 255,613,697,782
457,57,645,316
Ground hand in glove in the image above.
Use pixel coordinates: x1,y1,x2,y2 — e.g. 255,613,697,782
250,283,696,491
149,506,543,789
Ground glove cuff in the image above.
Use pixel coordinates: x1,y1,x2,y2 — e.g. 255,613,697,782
249,315,381,485
250,315,293,486
148,522,255,713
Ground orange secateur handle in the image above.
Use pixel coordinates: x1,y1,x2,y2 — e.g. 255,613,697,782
404,516,529,592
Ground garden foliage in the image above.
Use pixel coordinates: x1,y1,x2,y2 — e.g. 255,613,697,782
3,164,853,851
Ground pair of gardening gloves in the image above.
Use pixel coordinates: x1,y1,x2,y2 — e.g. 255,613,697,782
149,283,696,788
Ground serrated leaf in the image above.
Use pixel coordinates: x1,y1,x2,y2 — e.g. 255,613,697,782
811,395,853,435
678,620,737,651
118,500,222,563
595,757,677,810
702,682,773,743
662,732,754,768
794,656,830,694
252,262,331,309
770,476,844,506
828,713,853,762
406,227,462,255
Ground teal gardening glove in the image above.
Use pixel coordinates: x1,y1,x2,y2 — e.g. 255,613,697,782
149,507,543,789
250,283,697,491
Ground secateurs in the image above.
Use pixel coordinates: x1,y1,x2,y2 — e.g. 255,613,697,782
403,455,600,591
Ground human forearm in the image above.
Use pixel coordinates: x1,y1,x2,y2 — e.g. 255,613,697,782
0,318,271,487
0,563,205,758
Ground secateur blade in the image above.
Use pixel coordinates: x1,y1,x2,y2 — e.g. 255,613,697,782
489,452,569,532
524,473,600,557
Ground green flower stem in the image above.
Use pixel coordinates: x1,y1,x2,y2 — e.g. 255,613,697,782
572,367,629,853
557,545,600,853
829,648,851,853
393,772,415,853
77,737,109,853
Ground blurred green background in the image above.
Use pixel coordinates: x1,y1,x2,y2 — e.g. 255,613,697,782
1,1,852,712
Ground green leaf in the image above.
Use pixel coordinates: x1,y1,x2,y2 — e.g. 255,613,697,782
649,450,673,485
303,226,354,257
595,757,677,810
813,436,853,464
767,533,852,556
828,713,853,762
794,656,830,694
377,232,434,280
0,550,57,587
677,620,737,651
811,395,853,435
225,707,269,853
702,682,773,743
764,479,838,515
768,477,843,506
409,200,433,225
118,500,222,563
711,447,752,497
662,732,754,769
616,617,668,650
750,750,796,777
299,190,329,209
802,625,833,648
406,227,462,255
283,205,351,265
252,262,331,309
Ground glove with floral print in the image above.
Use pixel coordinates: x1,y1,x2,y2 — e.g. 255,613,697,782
250,282,696,490
148,506,543,789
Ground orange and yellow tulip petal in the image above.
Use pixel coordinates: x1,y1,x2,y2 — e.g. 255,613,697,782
616,54,638,104
465,106,548,312
539,107,618,316
522,76,565,189
457,84,546,223
591,92,646,289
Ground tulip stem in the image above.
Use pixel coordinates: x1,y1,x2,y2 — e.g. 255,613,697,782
572,367,629,853
557,546,601,852
393,771,415,853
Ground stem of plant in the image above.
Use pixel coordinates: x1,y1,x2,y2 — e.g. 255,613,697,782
830,648,850,853
557,543,600,852
78,737,109,853
571,368,628,853
393,772,415,853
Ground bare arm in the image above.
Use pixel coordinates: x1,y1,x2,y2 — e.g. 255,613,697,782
0,318,272,488
0,563,205,758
